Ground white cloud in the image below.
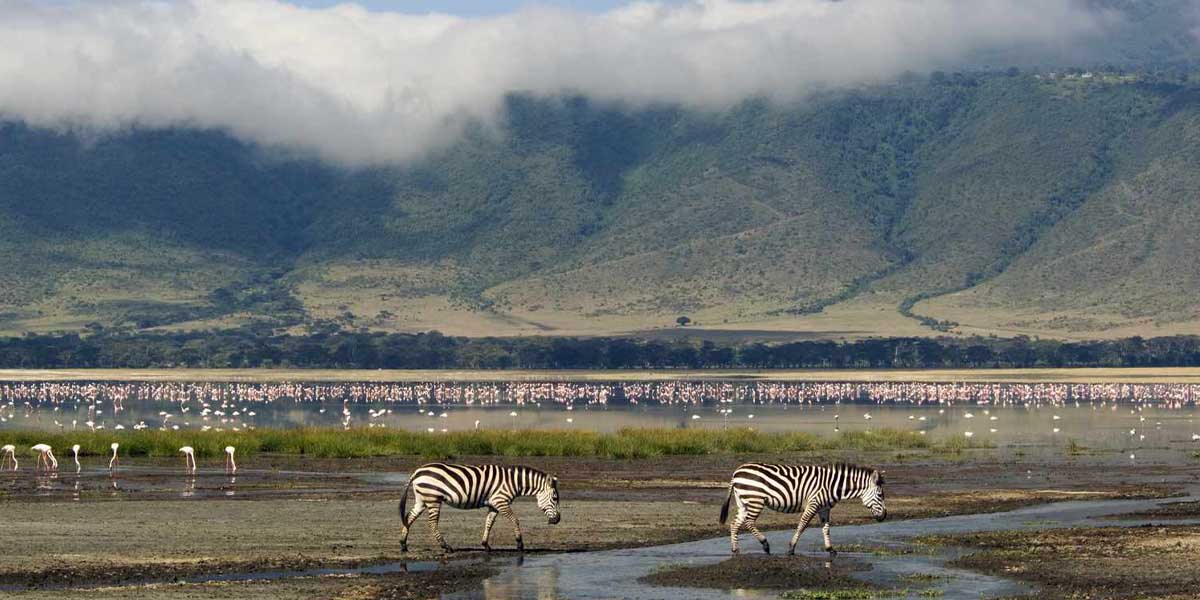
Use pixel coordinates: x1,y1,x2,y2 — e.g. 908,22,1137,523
0,0,1115,165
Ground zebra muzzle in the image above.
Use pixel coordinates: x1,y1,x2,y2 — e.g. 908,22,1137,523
548,513,561,525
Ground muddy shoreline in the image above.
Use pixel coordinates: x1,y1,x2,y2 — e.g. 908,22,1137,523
0,450,1195,598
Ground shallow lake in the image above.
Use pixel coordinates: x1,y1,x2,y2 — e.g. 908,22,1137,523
0,380,1197,451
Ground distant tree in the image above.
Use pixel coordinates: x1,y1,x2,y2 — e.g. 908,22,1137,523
676,316,691,327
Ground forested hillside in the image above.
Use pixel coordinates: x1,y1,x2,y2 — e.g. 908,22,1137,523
2,68,1199,340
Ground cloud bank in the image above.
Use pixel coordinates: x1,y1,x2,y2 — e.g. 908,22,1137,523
0,0,1116,165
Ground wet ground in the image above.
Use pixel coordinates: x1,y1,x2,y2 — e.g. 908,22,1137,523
0,448,1197,598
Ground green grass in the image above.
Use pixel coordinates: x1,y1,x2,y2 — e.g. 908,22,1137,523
780,589,898,600
0,427,972,459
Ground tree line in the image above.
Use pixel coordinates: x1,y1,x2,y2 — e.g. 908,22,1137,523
1,330,1199,370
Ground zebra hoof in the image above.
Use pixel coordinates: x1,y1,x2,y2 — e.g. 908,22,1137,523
481,542,492,552
826,548,838,558
441,544,454,554
401,543,408,553
786,548,795,556
730,549,740,555
516,542,525,553
761,541,771,554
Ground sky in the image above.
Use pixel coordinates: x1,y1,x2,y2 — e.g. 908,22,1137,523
286,1,658,16
0,0,1133,166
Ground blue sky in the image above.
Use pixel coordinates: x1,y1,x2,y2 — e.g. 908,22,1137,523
286,0,654,16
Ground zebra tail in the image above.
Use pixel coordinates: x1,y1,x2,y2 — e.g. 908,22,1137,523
399,481,412,526
719,485,733,525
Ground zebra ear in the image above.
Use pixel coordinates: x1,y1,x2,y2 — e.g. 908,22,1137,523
876,470,886,485
551,476,559,489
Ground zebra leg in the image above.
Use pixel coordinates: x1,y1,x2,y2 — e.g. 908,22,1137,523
427,502,453,553
787,505,818,556
729,497,748,554
481,508,499,551
496,500,524,552
818,507,837,557
400,498,427,552
744,504,770,554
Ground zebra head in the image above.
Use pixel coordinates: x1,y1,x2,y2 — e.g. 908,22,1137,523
536,475,561,524
860,470,887,521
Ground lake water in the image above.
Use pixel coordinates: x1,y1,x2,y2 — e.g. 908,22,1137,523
0,380,1197,451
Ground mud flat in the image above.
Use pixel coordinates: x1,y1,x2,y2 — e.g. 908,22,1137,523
920,525,1200,599
640,554,872,590
0,449,1194,599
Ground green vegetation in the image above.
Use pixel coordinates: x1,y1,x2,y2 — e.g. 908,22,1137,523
780,589,897,600
6,329,1200,369
0,427,962,460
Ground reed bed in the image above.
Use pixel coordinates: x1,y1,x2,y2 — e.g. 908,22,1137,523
0,427,977,459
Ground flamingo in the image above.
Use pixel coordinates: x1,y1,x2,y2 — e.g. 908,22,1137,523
179,446,196,473
108,442,119,471
1,444,16,470
224,446,236,473
72,444,81,473
31,444,56,471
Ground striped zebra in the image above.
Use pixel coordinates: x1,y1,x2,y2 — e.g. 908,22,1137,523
719,463,887,555
399,463,561,553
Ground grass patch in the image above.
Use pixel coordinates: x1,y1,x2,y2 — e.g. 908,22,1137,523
780,590,898,600
0,427,967,459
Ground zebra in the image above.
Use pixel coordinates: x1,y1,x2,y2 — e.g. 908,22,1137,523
719,463,887,556
399,463,561,553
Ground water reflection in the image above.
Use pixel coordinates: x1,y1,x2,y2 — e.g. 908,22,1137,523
473,562,557,600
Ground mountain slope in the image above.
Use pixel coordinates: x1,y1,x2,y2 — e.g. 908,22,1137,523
2,71,1200,339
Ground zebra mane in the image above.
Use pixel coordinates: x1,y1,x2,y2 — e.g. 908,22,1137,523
828,463,878,481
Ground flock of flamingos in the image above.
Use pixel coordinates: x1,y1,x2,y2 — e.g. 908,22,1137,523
0,381,1196,459
0,441,236,474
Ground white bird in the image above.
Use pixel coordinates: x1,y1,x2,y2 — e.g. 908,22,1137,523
1192,434,1200,441
989,428,998,433
179,446,196,473
474,419,481,430
72,444,81,472
1053,428,1060,433
1053,415,1061,420
964,431,974,438
964,412,975,419
108,443,119,471
224,446,236,474
691,415,701,420
1,444,16,470
31,443,56,471
863,413,872,420
566,418,574,424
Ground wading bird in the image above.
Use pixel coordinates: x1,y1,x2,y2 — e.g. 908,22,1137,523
1,444,16,470
224,446,236,473
108,443,119,471
180,446,196,473
31,443,56,471
72,444,81,472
